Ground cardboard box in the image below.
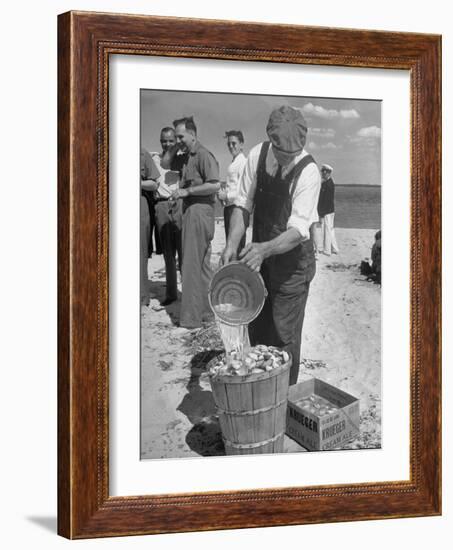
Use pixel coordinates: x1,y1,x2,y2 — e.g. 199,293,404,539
286,378,360,451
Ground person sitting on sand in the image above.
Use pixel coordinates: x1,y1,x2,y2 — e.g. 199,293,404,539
360,229,381,284
371,230,381,284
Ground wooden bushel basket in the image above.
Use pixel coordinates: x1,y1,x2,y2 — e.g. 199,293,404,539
208,355,291,455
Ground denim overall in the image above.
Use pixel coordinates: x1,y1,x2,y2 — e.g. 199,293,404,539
249,141,317,385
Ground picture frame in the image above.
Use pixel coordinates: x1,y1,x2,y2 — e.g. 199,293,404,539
57,10,441,539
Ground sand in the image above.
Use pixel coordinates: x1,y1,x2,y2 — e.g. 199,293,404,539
140,222,381,459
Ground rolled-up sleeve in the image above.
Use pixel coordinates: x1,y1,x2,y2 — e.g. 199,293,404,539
233,143,261,212
287,162,321,241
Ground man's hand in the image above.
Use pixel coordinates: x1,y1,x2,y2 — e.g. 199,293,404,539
217,189,228,202
219,246,237,267
170,188,189,200
238,242,268,272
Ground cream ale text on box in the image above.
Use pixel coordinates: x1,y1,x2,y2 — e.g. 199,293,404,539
286,378,360,451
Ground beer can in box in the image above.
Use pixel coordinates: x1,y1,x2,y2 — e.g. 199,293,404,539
286,378,360,451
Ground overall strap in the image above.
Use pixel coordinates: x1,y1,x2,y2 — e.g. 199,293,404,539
256,141,272,185
288,154,316,200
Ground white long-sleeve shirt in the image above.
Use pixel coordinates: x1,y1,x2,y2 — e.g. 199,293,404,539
224,152,247,206
234,142,321,241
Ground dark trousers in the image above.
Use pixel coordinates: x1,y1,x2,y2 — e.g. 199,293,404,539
140,196,151,299
224,205,246,255
155,200,182,301
249,266,311,385
180,203,215,328
143,192,162,256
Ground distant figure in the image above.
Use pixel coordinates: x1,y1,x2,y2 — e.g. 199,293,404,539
360,230,381,284
371,230,381,284
315,163,339,256
218,130,247,253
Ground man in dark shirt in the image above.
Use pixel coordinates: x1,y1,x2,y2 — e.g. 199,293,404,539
163,116,220,328
315,163,339,256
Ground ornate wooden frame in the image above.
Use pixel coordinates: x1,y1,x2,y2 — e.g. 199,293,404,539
57,11,441,539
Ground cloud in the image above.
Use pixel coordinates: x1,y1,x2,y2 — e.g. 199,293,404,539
340,109,360,119
302,103,337,119
302,102,360,120
322,142,338,150
347,126,382,148
357,126,381,138
307,140,339,151
309,127,336,138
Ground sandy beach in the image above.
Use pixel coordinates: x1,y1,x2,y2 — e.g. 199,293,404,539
141,222,381,459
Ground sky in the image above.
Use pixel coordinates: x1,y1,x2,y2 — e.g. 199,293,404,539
141,90,381,185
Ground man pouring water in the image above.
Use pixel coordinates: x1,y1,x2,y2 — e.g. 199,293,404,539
220,105,321,385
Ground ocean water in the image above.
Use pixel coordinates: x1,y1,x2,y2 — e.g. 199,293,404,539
215,184,381,230
334,185,381,230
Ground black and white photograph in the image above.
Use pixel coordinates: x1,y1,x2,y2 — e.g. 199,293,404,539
2,0,448,545
140,90,382,459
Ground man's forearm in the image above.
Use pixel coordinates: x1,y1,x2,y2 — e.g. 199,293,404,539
262,227,304,258
187,181,220,196
141,179,158,192
226,207,248,251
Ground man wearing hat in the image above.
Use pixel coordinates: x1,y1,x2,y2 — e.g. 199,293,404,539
315,163,339,256
220,105,321,385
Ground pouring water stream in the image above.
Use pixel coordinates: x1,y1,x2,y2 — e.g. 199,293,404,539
214,304,251,372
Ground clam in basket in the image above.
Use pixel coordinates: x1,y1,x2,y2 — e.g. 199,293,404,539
208,348,292,455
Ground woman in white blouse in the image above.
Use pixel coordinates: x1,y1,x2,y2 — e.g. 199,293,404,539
218,130,247,252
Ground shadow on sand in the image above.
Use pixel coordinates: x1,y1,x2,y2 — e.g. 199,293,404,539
147,279,182,326
177,350,225,457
